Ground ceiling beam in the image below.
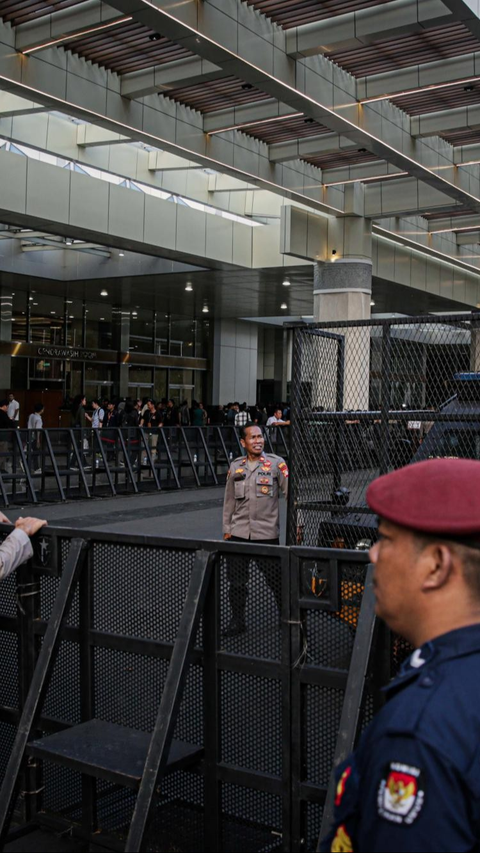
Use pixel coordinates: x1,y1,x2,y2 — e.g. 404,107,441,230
76,125,131,147
357,53,480,102
148,150,203,171
121,56,224,100
322,162,406,186
411,104,480,137
457,231,480,244
102,0,480,213
440,0,480,39
428,214,480,232
373,222,480,276
203,102,299,135
454,143,480,166
285,0,453,58
15,1,128,54
365,176,463,218
269,133,357,163
0,92,45,117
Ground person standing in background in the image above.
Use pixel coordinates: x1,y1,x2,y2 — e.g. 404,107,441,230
7,393,19,426
27,403,44,473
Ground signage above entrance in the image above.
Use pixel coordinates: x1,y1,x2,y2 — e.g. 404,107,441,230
37,346,97,360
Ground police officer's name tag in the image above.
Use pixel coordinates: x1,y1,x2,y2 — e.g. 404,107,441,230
377,762,425,825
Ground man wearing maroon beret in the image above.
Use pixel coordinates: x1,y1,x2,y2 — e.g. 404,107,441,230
322,458,480,853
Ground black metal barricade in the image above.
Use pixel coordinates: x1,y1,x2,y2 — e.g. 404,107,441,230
287,312,480,547
0,525,396,853
0,426,290,507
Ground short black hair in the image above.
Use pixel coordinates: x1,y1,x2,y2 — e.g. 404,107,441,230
239,422,261,440
0,399,9,408
34,403,44,413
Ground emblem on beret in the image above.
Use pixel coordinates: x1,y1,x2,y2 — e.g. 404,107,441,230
377,762,424,825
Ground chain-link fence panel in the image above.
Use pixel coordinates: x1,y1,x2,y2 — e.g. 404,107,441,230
288,314,479,547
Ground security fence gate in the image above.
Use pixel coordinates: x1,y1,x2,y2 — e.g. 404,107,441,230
0,525,405,853
287,312,480,547
0,426,290,507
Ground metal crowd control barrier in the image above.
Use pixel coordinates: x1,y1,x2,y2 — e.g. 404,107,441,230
0,426,290,507
0,525,407,852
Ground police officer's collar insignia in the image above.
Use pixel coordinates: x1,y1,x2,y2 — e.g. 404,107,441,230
409,649,427,669
377,762,425,825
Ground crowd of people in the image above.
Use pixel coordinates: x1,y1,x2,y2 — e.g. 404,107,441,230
68,396,291,432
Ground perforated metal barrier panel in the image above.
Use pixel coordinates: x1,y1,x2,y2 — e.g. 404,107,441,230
0,528,393,852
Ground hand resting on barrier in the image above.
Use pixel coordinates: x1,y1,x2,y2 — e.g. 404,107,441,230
0,513,47,581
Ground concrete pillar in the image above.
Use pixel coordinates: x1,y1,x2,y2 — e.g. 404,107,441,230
470,325,480,372
313,259,372,410
112,304,131,398
212,319,258,405
0,285,12,392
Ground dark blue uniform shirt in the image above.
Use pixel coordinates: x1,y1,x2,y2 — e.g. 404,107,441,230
321,624,480,852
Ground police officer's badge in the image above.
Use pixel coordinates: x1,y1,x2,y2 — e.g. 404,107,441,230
377,762,425,825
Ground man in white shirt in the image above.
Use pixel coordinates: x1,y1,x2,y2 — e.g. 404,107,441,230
0,513,47,581
266,408,289,428
266,408,290,445
91,399,105,429
27,404,44,473
7,394,19,424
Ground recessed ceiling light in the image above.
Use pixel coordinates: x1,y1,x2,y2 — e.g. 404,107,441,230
100,317,105,320
185,283,193,291
101,289,108,297
33,302,38,306
202,305,209,313
370,300,376,306
149,32,161,41
132,311,137,316
50,311,55,315
66,300,73,303
119,252,125,257
66,239,72,245
29,296,33,301
282,279,290,286
280,303,288,310
69,315,74,318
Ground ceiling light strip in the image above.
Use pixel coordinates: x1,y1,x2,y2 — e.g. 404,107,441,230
22,17,133,54
361,76,480,105
429,225,480,234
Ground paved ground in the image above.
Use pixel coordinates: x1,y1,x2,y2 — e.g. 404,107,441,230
1,486,288,544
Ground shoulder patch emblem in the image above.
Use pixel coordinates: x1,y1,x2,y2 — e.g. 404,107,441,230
278,461,289,478
330,824,353,852
377,762,425,825
335,766,352,807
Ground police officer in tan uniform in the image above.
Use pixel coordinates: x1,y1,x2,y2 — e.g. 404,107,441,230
222,422,288,636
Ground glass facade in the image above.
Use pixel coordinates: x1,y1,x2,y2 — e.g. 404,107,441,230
6,288,208,407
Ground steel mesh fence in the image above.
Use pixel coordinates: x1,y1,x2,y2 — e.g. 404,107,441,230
288,313,479,547
0,528,397,852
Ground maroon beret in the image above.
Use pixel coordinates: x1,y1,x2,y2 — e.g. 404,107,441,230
366,458,480,536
